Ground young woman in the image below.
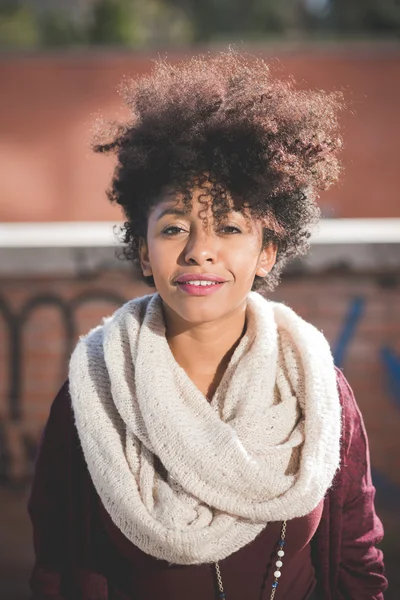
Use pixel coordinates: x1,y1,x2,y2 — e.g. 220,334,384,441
28,51,387,600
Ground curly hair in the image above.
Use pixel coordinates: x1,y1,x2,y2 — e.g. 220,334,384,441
93,50,344,291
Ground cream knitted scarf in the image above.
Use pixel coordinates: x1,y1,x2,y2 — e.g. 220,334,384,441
69,291,341,565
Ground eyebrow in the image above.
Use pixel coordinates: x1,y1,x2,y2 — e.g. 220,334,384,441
156,207,189,221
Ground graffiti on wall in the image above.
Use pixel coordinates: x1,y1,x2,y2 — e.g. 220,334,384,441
333,296,400,508
0,290,127,486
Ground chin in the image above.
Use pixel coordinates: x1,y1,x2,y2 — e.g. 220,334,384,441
176,295,248,327
177,303,227,325
160,294,223,325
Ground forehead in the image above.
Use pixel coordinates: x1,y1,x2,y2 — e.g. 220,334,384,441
150,186,250,220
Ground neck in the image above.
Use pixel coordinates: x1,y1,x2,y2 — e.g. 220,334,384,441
163,301,247,399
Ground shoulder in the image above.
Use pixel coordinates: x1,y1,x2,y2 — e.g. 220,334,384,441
334,367,368,457
333,367,374,503
48,379,73,425
40,379,80,457
334,366,356,410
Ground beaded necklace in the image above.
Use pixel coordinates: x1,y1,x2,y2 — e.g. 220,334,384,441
214,520,287,600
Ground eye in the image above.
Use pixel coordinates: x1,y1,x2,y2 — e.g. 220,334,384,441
220,225,242,234
161,225,186,236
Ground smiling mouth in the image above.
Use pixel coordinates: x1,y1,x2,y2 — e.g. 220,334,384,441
177,280,221,287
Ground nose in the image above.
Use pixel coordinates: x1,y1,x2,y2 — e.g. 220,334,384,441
183,227,218,265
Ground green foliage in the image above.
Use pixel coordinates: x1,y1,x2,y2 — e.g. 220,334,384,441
0,0,399,50
87,0,193,47
40,11,87,47
88,0,136,46
163,0,292,42
129,0,194,46
0,5,40,49
0,0,193,49
330,0,400,33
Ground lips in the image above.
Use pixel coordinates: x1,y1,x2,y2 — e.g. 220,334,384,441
175,273,226,284
174,273,227,296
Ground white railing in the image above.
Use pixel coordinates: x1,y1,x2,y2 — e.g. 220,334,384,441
1,219,400,247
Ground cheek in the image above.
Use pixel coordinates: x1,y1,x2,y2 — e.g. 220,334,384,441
230,248,262,283
148,242,176,280
147,240,164,264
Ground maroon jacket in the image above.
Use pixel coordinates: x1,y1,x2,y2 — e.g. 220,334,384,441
28,368,387,599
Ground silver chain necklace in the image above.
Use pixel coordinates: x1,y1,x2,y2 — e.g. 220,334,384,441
214,520,287,600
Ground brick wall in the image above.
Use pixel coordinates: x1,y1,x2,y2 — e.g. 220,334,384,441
1,47,400,223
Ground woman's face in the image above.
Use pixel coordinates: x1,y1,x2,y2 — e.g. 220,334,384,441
139,188,277,327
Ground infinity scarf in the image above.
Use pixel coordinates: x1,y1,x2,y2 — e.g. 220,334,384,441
69,291,341,565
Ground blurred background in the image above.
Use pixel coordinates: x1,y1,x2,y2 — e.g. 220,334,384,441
0,0,399,598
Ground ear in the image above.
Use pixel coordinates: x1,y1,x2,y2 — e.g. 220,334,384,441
256,243,277,277
138,239,153,277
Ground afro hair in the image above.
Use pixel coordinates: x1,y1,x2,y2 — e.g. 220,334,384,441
93,50,344,290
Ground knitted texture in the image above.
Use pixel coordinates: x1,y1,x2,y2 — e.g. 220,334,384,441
68,292,341,565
